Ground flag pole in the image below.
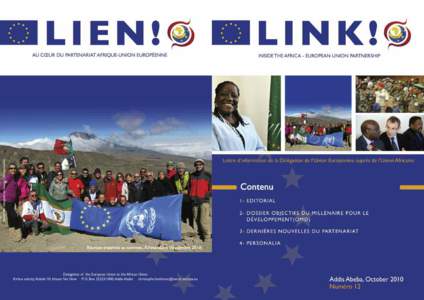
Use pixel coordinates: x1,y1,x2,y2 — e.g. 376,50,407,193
2,158,6,224
69,137,76,168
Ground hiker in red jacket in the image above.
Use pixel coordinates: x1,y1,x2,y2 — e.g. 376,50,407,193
116,172,124,197
189,159,212,242
68,169,85,199
103,170,118,202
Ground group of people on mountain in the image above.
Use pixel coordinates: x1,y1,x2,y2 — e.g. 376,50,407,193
0,157,212,242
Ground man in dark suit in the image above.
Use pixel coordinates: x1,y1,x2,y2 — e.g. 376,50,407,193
403,116,424,151
356,120,385,151
380,116,406,151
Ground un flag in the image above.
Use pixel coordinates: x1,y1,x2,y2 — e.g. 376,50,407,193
119,194,183,241
306,132,345,148
0,20,38,45
212,20,250,45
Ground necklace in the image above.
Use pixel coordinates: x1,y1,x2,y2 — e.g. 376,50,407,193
217,113,246,149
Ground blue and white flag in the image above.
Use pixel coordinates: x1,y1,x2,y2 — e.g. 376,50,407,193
306,131,345,147
212,20,250,45
119,194,183,241
0,21,38,45
70,200,124,236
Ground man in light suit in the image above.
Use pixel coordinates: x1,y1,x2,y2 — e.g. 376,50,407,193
356,120,385,151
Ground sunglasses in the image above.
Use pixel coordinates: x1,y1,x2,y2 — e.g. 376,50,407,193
71,173,77,175
30,194,37,198
57,173,64,176
9,167,16,170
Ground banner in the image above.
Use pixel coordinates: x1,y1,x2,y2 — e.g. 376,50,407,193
70,200,124,236
70,194,183,240
306,131,345,147
54,139,73,155
32,184,72,234
119,194,183,240
267,75,281,151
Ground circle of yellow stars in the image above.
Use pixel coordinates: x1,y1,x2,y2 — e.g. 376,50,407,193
80,206,111,231
7,22,30,44
220,22,243,44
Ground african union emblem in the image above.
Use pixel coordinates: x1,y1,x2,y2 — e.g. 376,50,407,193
167,20,195,47
384,20,411,48
212,20,250,45
0,20,38,45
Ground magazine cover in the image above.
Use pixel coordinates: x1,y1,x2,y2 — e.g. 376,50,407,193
0,0,422,299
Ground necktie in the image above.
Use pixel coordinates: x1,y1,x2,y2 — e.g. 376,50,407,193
369,142,377,151
390,137,399,151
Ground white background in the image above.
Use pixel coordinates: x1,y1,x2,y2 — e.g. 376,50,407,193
1,0,422,154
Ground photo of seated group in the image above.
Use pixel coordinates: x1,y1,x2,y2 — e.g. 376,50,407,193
0,76,212,252
356,114,424,151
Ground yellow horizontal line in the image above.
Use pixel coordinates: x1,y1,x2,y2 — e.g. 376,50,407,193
400,185,424,190
212,185,237,191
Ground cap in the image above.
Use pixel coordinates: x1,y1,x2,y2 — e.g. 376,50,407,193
176,162,186,169
194,159,205,166
166,160,175,167
89,179,97,187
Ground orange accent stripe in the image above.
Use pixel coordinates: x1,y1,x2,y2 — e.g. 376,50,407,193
212,185,237,191
400,185,424,190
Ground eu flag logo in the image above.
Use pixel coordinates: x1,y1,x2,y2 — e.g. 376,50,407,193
70,200,124,236
212,20,250,45
0,20,38,45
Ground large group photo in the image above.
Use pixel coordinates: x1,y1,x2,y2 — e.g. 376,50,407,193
285,76,352,151
0,76,212,252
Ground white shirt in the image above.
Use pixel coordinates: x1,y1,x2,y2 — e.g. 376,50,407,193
375,89,389,106
21,200,44,219
212,114,265,151
363,135,373,146
122,182,129,199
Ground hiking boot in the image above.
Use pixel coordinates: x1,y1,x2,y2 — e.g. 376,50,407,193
32,222,39,236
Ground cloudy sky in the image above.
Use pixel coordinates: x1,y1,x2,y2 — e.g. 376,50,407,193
0,76,211,155
285,76,352,119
